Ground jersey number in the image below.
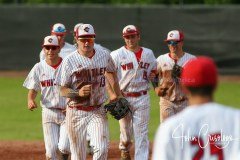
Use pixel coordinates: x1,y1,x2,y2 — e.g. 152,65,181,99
143,71,147,80
191,133,224,160
100,77,105,87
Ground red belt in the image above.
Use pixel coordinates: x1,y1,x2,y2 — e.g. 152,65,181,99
123,90,147,97
68,105,101,111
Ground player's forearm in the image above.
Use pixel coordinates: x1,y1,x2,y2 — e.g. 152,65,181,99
106,80,118,101
60,86,80,98
28,89,38,101
105,72,122,97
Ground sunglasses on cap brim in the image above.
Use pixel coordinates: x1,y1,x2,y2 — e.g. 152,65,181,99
77,37,95,43
166,40,181,46
44,46,59,50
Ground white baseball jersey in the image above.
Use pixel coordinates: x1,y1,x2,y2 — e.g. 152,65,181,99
152,102,240,160
111,46,156,160
111,46,157,92
55,48,114,160
40,42,76,61
23,60,66,109
23,59,70,158
55,48,115,107
156,52,195,101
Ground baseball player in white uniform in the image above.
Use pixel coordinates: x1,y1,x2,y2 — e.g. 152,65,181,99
23,35,70,160
55,24,122,160
155,30,195,122
73,23,112,155
111,25,157,160
152,56,240,160
40,23,76,61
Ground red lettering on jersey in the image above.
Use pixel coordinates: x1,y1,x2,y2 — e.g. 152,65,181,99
121,64,127,70
191,133,224,160
40,79,55,87
127,62,133,70
121,62,133,70
191,137,204,160
91,68,96,77
74,67,107,84
40,81,46,87
47,80,51,86
209,133,224,160
139,62,150,69
143,71,148,80
100,77,105,87
99,67,106,75
144,63,150,69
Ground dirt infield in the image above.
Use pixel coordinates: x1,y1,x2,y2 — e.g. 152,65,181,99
0,141,152,160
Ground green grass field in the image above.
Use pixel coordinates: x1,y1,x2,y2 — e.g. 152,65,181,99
0,77,239,141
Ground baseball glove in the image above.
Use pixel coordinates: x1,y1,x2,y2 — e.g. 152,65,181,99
104,98,131,120
172,63,182,80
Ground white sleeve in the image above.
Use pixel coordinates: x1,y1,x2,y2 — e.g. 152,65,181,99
152,123,175,160
110,51,119,70
148,50,157,72
23,63,40,91
39,49,45,61
55,59,72,87
106,54,116,73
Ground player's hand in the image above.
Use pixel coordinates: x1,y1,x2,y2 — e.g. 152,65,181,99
28,99,37,111
79,85,92,97
149,70,157,81
155,87,168,97
109,94,118,103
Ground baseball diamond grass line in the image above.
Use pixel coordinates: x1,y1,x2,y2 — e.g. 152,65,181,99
0,78,240,141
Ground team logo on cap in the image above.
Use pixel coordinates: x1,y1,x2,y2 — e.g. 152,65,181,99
84,27,90,32
55,26,65,33
48,38,53,43
169,33,174,37
126,27,134,33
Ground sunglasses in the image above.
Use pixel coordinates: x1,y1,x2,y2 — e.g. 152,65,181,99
167,41,180,46
123,34,138,39
77,38,95,43
44,46,59,50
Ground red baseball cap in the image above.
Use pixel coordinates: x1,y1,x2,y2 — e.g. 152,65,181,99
165,30,184,42
181,56,218,87
122,25,139,37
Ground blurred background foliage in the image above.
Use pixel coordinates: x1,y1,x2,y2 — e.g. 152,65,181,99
0,0,239,4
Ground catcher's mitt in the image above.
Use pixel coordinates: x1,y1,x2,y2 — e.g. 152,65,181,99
104,98,131,120
172,63,182,80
